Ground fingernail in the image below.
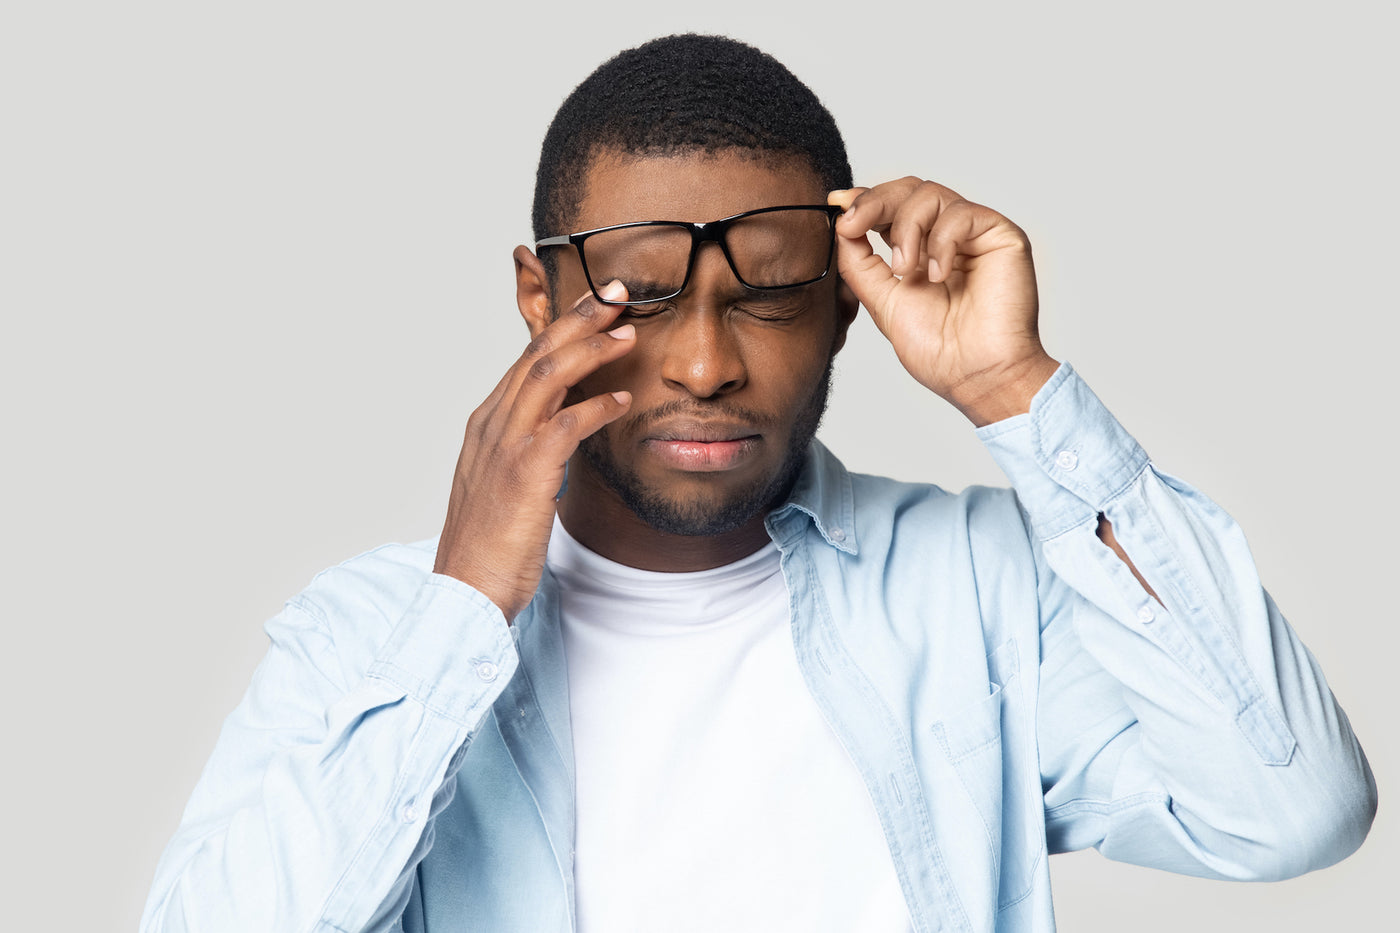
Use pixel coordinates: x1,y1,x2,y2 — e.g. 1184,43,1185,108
927,257,942,280
606,324,635,340
611,391,631,404
599,279,627,300
891,246,905,272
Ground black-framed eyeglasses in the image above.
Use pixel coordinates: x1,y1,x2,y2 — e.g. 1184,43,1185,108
535,204,842,307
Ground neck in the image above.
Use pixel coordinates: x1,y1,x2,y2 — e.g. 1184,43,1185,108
556,460,774,572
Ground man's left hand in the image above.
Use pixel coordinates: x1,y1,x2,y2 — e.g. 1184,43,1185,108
830,178,1060,426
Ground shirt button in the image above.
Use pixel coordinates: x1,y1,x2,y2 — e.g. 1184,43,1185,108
1137,604,1156,624
829,526,846,542
402,803,418,823
475,660,499,682
1055,449,1079,471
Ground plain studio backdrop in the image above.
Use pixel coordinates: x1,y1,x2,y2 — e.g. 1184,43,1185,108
2,2,1394,930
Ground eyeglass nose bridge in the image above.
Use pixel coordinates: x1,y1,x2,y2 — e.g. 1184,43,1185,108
678,217,747,294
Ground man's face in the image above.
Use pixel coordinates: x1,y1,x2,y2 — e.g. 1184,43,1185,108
547,150,855,538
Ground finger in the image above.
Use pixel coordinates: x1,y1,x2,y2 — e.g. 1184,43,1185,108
887,181,960,278
833,177,942,248
831,182,930,319
923,201,1022,283
832,184,895,248
527,389,634,467
520,279,629,365
827,187,867,212
495,279,629,406
832,226,901,335
503,323,637,439
469,280,629,437
473,284,616,417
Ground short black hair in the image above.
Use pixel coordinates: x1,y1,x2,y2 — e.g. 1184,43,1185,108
531,33,852,248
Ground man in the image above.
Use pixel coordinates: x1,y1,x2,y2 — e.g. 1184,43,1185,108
142,34,1375,933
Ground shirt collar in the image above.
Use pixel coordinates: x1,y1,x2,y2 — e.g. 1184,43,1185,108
768,438,858,555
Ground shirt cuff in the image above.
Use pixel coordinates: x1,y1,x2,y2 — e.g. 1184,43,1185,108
976,362,1150,539
366,574,519,727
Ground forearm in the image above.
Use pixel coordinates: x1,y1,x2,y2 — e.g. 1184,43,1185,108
142,574,517,932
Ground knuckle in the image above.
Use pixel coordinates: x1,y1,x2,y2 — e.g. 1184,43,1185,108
552,408,579,436
524,333,553,359
527,355,557,382
465,404,493,437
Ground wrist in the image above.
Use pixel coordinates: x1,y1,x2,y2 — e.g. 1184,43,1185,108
948,353,1061,427
433,548,531,624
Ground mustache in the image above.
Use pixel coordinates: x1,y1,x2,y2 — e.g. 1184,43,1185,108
618,398,775,435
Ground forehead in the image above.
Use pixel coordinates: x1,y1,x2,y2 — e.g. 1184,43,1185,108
574,149,828,230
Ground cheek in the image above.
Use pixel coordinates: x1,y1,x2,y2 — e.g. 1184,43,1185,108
753,325,838,383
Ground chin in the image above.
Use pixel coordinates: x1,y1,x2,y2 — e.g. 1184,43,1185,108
627,493,770,538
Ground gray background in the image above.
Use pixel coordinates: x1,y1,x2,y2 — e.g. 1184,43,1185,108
3,1,1394,929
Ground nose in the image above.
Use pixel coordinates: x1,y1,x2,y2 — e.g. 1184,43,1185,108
657,244,747,399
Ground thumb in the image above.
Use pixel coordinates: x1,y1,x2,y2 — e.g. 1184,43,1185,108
834,230,901,337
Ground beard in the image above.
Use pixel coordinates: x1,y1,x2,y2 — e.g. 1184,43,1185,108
576,358,835,537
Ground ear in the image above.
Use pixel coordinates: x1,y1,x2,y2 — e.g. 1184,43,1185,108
830,277,860,354
513,244,552,338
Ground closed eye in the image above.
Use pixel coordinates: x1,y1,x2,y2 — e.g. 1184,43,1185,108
732,293,807,321
616,300,672,320
610,278,676,312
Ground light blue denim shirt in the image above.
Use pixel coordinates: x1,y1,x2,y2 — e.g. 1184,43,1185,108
142,364,1376,933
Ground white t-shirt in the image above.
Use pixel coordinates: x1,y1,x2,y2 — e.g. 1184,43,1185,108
548,518,912,933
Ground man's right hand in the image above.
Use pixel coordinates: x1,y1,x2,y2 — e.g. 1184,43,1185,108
432,280,636,621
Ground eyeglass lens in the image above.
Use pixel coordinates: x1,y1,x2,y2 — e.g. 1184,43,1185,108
579,208,833,303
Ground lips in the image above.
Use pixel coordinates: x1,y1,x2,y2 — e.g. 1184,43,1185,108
642,420,761,471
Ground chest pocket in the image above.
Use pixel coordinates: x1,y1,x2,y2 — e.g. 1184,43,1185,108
929,637,1042,912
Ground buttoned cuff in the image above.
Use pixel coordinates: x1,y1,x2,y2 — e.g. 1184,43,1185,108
366,574,519,727
976,363,1150,539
